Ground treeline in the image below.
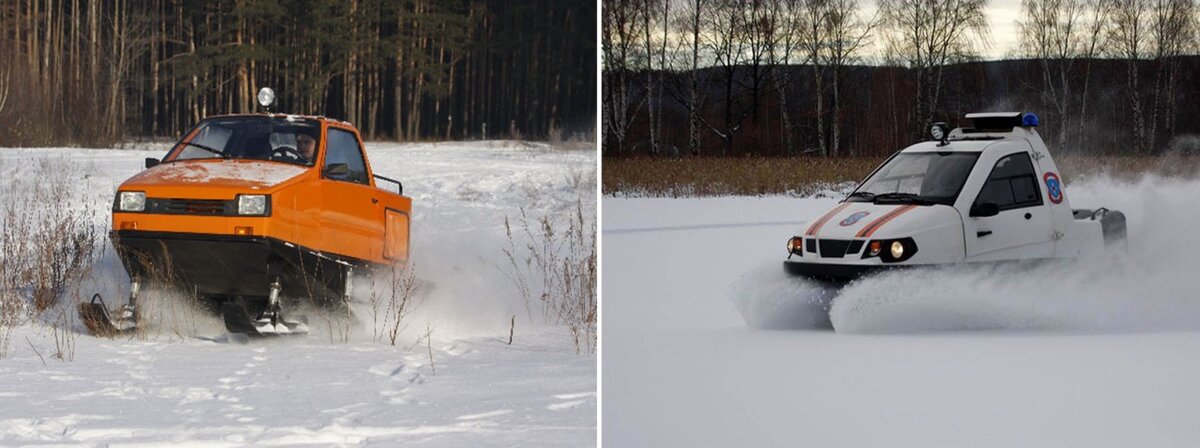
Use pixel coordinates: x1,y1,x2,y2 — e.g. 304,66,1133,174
0,0,596,146
602,0,1200,157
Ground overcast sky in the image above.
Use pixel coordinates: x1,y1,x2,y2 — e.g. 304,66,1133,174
981,0,1024,59
859,0,1025,60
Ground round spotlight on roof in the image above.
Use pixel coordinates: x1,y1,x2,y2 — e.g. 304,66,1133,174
257,87,276,108
1022,112,1039,127
930,122,950,144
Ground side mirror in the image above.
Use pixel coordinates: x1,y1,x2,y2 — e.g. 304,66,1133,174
145,158,160,169
324,163,349,177
970,202,1000,217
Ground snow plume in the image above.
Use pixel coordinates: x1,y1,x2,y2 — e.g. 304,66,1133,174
730,261,836,329
342,231,531,344
831,174,1200,333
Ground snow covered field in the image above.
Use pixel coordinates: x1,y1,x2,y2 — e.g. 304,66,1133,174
603,175,1200,447
0,141,596,446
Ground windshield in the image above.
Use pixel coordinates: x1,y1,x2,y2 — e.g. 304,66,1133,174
166,116,322,166
848,152,980,206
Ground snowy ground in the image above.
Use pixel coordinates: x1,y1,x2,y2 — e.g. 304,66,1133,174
603,175,1200,447
0,141,596,446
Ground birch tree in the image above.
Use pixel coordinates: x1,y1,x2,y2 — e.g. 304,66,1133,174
880,0,990,139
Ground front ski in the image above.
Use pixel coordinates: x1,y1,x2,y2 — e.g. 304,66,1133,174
78,293,137,337
220,301,309,336
221,278,309,337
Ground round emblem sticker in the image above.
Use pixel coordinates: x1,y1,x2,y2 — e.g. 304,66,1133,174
840,211,870,226
1044,172,1063,204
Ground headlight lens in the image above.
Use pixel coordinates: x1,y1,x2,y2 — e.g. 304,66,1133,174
237,194,268,215
787,237,803,256
118,191,146,212
862,238,918,262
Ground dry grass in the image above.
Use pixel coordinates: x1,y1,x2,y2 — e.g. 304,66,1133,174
502,201,597,354
0,157,106,359
604,155,1200,197
368,264,423,346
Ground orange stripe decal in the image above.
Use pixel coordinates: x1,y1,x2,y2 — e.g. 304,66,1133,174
856,204,917,238
805,202,853,236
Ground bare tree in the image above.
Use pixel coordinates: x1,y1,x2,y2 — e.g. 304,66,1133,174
602,0,645,154
1076,0,1112,150
639,0,673,155
1108,0,1151,153
657,0,711,156
797,0,830,155
1148,0,1195,150
823,0,875,156
0,63,9,117
1019,0,1089,148
739,0,777,133
700,0,750,155
766,0,804,155
880,0,990,139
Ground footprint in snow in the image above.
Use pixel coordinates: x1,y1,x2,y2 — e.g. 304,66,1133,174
368,362,425,384
442,343,475,357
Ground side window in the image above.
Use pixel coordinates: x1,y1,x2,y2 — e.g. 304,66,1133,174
974,152,1043,211
324,128,369,185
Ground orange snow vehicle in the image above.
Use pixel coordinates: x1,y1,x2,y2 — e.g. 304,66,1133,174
79,88,411,336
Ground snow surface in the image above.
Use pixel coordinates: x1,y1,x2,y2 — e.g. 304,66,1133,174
603,175,1200,447
0,141,596,446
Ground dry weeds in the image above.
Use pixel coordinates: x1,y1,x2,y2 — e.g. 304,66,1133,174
0,157,106,359
502,201,597,354
368,263,423,346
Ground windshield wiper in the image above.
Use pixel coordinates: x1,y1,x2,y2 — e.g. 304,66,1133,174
873,192,935,205
846,191,875,201
183,142,227,158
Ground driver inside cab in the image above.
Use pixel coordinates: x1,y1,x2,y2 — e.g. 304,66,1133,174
296,130,317,163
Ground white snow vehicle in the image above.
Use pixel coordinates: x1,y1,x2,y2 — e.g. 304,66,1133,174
783,112,1126,283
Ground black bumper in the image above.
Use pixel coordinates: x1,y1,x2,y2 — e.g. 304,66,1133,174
111,230,365,301
782,260,890,283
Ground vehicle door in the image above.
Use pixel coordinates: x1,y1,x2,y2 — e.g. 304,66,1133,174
319,127,385,261
963,151,1055,261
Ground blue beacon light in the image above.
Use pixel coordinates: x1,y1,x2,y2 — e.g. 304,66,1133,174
1022,112,1040,127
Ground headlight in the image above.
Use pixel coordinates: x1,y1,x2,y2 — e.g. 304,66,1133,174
786,237,803,256
862,238,918,262
118,191,146,212
237,194,268,216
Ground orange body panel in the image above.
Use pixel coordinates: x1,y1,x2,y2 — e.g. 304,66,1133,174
113,116,411,266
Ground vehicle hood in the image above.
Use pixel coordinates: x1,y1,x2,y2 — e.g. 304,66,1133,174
802,201,960,240
120,159,309,194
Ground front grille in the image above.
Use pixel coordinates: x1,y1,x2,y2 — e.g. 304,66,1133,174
145,198,235,216
818,239,852,258
846,240,865,255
